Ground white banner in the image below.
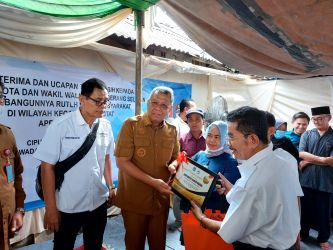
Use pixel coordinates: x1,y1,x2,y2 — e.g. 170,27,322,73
0,56,136,208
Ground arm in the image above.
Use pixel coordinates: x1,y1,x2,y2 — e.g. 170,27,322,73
297,131,333,167
42,162,61,232
116,157,172,195
191,201,222,233
299,152,333,166
104,154,115,207
11,132,26,233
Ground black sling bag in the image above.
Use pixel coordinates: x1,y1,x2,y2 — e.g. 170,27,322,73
35,120,100,200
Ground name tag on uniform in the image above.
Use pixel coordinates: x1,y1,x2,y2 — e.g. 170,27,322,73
6,163,14,183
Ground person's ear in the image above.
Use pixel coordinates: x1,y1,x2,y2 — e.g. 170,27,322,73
79,95,85,106
267,127,275,138
248,134,260,148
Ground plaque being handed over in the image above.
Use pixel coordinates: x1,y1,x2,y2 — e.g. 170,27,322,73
170,153,218,209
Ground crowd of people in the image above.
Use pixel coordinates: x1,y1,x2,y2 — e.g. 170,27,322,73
0,77,333,250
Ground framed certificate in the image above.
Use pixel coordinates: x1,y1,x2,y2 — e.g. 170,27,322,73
170,158,218,209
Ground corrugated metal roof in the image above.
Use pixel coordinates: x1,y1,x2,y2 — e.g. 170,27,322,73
111,6,219,62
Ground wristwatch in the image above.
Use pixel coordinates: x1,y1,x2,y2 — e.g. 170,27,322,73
107,183,116,190
16,207,25,216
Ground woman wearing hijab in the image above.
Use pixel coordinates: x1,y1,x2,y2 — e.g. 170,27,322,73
193,120,240,212
181,120,240,213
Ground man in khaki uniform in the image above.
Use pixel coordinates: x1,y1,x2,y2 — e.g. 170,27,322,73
0,81,26,250
115,86,179,250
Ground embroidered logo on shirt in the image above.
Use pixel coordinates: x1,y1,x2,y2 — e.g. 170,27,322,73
137,148,146,158
99,132,108,137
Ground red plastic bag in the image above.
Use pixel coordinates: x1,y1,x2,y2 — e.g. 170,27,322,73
181,209,233,250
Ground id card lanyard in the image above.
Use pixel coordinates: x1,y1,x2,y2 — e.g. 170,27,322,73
4,149,14,183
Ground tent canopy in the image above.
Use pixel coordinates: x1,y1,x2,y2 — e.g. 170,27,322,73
160,0,333,79
0,0,158,16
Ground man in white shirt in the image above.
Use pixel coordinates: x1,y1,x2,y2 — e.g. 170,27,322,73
34,78,115,250
191,106,302,250
171,98,196,139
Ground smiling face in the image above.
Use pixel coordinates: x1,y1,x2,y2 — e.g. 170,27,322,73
311,115,331,131
292,118,309,135
147,92,172,126
206,125,221,150
227,122,254,160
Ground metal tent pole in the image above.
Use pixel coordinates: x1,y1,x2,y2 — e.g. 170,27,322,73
135,10,144,115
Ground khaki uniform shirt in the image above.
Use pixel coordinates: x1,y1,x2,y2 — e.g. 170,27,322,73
0,124,25,250
114,113,179,215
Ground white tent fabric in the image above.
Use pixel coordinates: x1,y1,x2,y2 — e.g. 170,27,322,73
1,38,332,125
210,75,333,128
0,4,131,48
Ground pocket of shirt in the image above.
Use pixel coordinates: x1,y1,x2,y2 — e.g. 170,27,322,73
134,136,151,147
160,139,174,161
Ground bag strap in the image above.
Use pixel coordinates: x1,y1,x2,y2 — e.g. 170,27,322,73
56,120,100,175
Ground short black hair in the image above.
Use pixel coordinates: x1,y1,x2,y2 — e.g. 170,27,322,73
81,78,107,96
0,80,4,92
265,111,276,128
227,106,268,144
179,98,194,112
292,112,310,123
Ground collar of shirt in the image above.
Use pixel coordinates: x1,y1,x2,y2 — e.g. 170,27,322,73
75,109,99,127
285,129,299,137
142,112,166,128
185,131,204,141
236,143,273,186
176,115,187,124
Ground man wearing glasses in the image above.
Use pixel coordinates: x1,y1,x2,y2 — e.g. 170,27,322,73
190,106,302,249
0,81,26,250
114,86,179,250
34,78,115,250
299,106,333,250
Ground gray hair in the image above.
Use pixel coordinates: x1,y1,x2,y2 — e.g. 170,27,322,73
148,86,174,104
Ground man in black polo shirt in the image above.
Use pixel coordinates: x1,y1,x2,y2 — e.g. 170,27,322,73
299,106,333,250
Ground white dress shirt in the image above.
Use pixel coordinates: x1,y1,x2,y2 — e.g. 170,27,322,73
217,143,303,249
171,115,189,139
34,109,114,213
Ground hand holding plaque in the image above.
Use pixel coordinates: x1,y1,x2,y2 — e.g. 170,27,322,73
170,152,218,209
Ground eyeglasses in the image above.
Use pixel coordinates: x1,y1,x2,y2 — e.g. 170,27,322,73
85,95,108,107
311,115,328,122
150,101,170,111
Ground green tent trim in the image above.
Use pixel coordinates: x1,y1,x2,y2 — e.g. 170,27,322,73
0,0,159,17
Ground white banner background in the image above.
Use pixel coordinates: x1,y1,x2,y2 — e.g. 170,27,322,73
0,55,136,207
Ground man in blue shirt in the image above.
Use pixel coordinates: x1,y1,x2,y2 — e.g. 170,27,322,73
299,106,333,250
285,112,310,150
